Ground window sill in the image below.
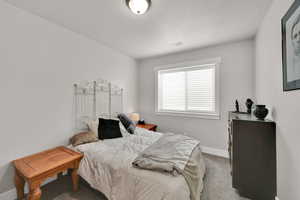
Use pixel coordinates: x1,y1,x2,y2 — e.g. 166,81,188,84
155,111,220,120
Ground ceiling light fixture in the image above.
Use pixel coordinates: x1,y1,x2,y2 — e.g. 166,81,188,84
126,0,151,15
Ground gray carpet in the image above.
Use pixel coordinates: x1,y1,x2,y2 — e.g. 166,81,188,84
37,154,250,200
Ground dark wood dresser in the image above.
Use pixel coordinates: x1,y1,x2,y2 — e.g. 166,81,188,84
228,111,276,200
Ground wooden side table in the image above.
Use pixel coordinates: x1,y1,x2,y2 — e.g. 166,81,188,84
137,123,157,132
13,146,83,200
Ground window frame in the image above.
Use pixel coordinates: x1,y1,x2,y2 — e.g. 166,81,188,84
154,58,221,120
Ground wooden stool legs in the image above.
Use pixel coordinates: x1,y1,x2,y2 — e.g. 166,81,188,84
71,168,79,191
14,171,25,200
14,170,42,200
27,180,42,200
28,187,41,200
14,168,79,200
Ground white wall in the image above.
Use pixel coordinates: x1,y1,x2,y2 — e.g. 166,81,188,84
138,39,255,151
0,1,138,193
255,0,300,199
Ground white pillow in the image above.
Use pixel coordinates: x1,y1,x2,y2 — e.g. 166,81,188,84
87,120,99,137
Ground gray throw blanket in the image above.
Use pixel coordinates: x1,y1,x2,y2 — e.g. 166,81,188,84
183,144,206,200
132,133,206,200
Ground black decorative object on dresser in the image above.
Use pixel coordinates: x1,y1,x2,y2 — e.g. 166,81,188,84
228,112,276,200
253,104,269,120
235,99,240,112
245,98,253,114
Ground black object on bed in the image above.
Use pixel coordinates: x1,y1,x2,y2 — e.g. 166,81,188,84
117,113,136,134
98,118,122,139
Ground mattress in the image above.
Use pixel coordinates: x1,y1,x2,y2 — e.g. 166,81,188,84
73,128,204,200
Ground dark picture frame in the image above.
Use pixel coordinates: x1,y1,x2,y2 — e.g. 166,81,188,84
282,0,300,91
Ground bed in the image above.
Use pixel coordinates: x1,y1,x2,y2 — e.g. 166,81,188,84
71,79,206,200
71,127,205,200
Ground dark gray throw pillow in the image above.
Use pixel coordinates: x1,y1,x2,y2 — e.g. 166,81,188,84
98,118,122,140
117,113,136,134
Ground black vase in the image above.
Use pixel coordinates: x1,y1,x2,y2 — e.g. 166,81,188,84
254,105,269,120
245,98,254,114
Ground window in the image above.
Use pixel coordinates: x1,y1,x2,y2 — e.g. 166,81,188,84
155,58,220,119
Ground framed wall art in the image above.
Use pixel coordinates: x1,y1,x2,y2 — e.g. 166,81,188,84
282,0,300,91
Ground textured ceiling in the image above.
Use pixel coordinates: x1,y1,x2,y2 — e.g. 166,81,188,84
6,0,273,59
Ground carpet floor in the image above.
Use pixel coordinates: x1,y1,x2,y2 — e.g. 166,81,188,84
36,154,250,200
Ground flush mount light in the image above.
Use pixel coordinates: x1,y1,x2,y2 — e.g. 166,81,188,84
126,0,151,15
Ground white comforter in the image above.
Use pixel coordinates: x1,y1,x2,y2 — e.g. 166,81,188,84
74,128,202,200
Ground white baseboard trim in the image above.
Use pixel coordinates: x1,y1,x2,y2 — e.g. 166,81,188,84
0,172,67,200
201,146,229,158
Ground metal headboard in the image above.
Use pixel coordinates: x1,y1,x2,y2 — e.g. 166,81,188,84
74,79,123,131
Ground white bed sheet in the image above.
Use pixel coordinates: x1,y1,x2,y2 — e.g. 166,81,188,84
74,128,201,200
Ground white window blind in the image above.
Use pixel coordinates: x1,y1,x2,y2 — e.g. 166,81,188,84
157,62,219,118
161,71,186,111
186,67,215,112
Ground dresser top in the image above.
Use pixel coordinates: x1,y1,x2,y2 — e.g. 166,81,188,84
229,111,275,123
